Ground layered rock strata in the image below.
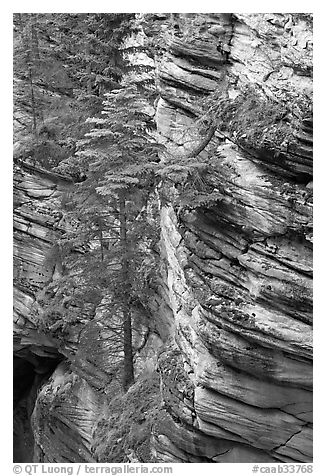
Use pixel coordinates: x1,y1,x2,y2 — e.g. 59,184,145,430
152,13,312,463
13,164,71,461
13,13,312,464
13,164,164,462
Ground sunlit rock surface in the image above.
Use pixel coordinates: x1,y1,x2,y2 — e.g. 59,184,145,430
13,13,312,463
152,13,312,463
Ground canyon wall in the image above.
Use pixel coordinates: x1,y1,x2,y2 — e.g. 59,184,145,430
13,163,166,463
13,13,312,464
13,163,163,462
152,13,312,463
14,164,70,461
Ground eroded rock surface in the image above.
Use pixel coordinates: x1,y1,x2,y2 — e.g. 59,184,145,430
13,163,164,462
152,13,312,463
13,13,312,464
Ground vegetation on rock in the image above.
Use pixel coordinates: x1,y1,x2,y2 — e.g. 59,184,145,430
94,371,160,462
14,12,313,465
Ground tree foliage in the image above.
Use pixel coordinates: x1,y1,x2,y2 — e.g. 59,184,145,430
14,12,222,392
37,38,162,387
13,13,136,170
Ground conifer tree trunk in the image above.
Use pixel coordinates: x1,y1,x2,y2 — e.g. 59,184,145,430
20,14,39,135
85,42,92,95
119,192,134,391
28,66,37,134
30,14,40,61
98,218,104,262
30,15,44,127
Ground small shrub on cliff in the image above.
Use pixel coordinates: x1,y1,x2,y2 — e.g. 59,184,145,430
218,85,294,152
199,82,311,160
93,370,160,463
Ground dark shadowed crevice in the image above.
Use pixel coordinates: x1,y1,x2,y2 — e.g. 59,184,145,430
13,355,63,463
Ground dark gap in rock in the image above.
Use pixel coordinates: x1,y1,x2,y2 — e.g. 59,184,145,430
159,95,198,119
160,76,213,96
13,353,63,463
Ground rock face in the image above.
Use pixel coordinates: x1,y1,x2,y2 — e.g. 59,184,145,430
13,13,312,464
152,13,312,463
13,163,73,461
13,163,165,463
14,164,71,357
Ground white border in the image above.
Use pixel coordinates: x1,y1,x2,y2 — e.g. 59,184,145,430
3,4,323,473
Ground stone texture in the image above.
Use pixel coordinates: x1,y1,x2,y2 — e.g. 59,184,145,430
13,13,312,464
13,164,71,362
153,13,312,463
13,165,164,462
32,362,101,462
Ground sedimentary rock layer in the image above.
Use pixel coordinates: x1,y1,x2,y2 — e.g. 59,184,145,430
13,13,312,463
153,13,312,463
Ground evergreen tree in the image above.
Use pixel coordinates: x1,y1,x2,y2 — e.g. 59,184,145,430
13,13,135,170
56,82,161,391
14,13,43,136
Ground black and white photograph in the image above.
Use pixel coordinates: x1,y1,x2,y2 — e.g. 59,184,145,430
12,7,313,469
